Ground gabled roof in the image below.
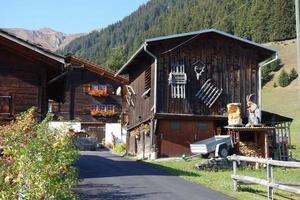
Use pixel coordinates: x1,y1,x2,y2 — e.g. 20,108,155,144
0,29,65,64
116,29,277,76
66,55,128,84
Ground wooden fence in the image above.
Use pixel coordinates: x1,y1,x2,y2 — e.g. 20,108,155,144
228,155,300,200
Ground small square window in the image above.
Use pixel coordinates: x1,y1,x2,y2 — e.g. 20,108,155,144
198,123,208,132
170,121,180,129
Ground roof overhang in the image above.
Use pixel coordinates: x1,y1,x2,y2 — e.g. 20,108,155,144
115,29,277,76
66,55,128,84
0,29,65,64
115,44,145,76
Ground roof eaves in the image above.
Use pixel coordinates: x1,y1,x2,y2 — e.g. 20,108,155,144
115,43,145,76
0,29,65,64
68,56,128,84
145,29,277,53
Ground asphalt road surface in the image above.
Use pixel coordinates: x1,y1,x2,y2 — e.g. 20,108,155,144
74,151,234,200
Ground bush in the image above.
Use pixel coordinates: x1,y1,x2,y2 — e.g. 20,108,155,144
278,70,290,87
268,59,281,72
113,143,126,155
261,59,282,85
0,108,79,199
273,82,278,88
289,68,298,81
261,67,272,84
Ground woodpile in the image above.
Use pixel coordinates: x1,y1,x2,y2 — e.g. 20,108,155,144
239,141,262,157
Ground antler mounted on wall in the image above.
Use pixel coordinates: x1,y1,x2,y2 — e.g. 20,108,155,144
192,59,206,80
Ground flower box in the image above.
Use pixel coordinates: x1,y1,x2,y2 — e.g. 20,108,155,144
84,85,110,97
90,105,117,117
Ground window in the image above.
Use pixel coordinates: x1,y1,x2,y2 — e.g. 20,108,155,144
0,95,13,116
198,122,208,132
170,121,180,130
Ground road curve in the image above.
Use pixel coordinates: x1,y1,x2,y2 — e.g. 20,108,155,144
74,151,234,200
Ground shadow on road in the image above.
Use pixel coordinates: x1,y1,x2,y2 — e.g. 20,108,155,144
76,152,199,179
74,183,163,200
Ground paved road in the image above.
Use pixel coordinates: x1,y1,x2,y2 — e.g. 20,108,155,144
74,151,233,200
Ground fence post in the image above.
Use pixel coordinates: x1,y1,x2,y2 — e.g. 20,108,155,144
267,158,273,200
232,154,238,191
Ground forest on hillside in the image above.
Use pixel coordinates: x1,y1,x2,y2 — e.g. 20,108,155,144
59,0,296,71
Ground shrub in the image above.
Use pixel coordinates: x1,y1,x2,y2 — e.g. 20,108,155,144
273,82,278,88
261,67,272,84
113,143,126,155
0,108,79,199
289,68,298,81
278,70,290,87
261,59,282,85
268,59,281,72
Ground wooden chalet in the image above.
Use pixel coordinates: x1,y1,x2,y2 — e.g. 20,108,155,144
116,29,279,158
51,55,127,143
0,29,66,124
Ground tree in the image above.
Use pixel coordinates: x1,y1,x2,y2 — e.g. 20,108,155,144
59,0,297,66
289,68,298,81
278,70,290,87
105,46,126,72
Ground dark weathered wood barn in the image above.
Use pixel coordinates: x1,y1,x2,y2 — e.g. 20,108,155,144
116,29,278,158
0,29,66,124
51,55,127,143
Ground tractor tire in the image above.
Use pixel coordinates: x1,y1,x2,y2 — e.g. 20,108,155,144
218,145,229,158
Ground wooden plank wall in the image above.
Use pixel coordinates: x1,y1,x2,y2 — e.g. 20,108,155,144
0,47,46,117
54,68,123,123
127,60,154,127
153,34,260,118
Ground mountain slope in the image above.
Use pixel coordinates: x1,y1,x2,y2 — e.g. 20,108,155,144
60,0,295,69
3,28,84,52
263,39,300,158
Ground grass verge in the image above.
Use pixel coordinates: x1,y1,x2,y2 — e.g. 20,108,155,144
147,158,300,200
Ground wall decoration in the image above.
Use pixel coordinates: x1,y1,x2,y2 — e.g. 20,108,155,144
116,86,122,96
195,79,223,108
193,59,206,80
246,94,261,127
168,64,187,98
90,105,117,117
125,85,136,107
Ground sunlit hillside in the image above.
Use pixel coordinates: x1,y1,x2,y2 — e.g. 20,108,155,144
263,39,300,159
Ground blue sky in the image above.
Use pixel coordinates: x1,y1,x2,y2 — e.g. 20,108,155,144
1,0,149,33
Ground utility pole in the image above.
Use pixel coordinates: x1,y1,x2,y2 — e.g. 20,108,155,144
296,0,300,98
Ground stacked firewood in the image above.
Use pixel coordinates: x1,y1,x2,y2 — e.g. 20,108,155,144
239,141,262,157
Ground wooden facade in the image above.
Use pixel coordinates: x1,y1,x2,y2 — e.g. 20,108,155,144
0,29,65,123
52,56,127,143
117,29,277,158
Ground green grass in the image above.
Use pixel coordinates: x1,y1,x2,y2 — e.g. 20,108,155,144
147,158,300,200
262,81,300,160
